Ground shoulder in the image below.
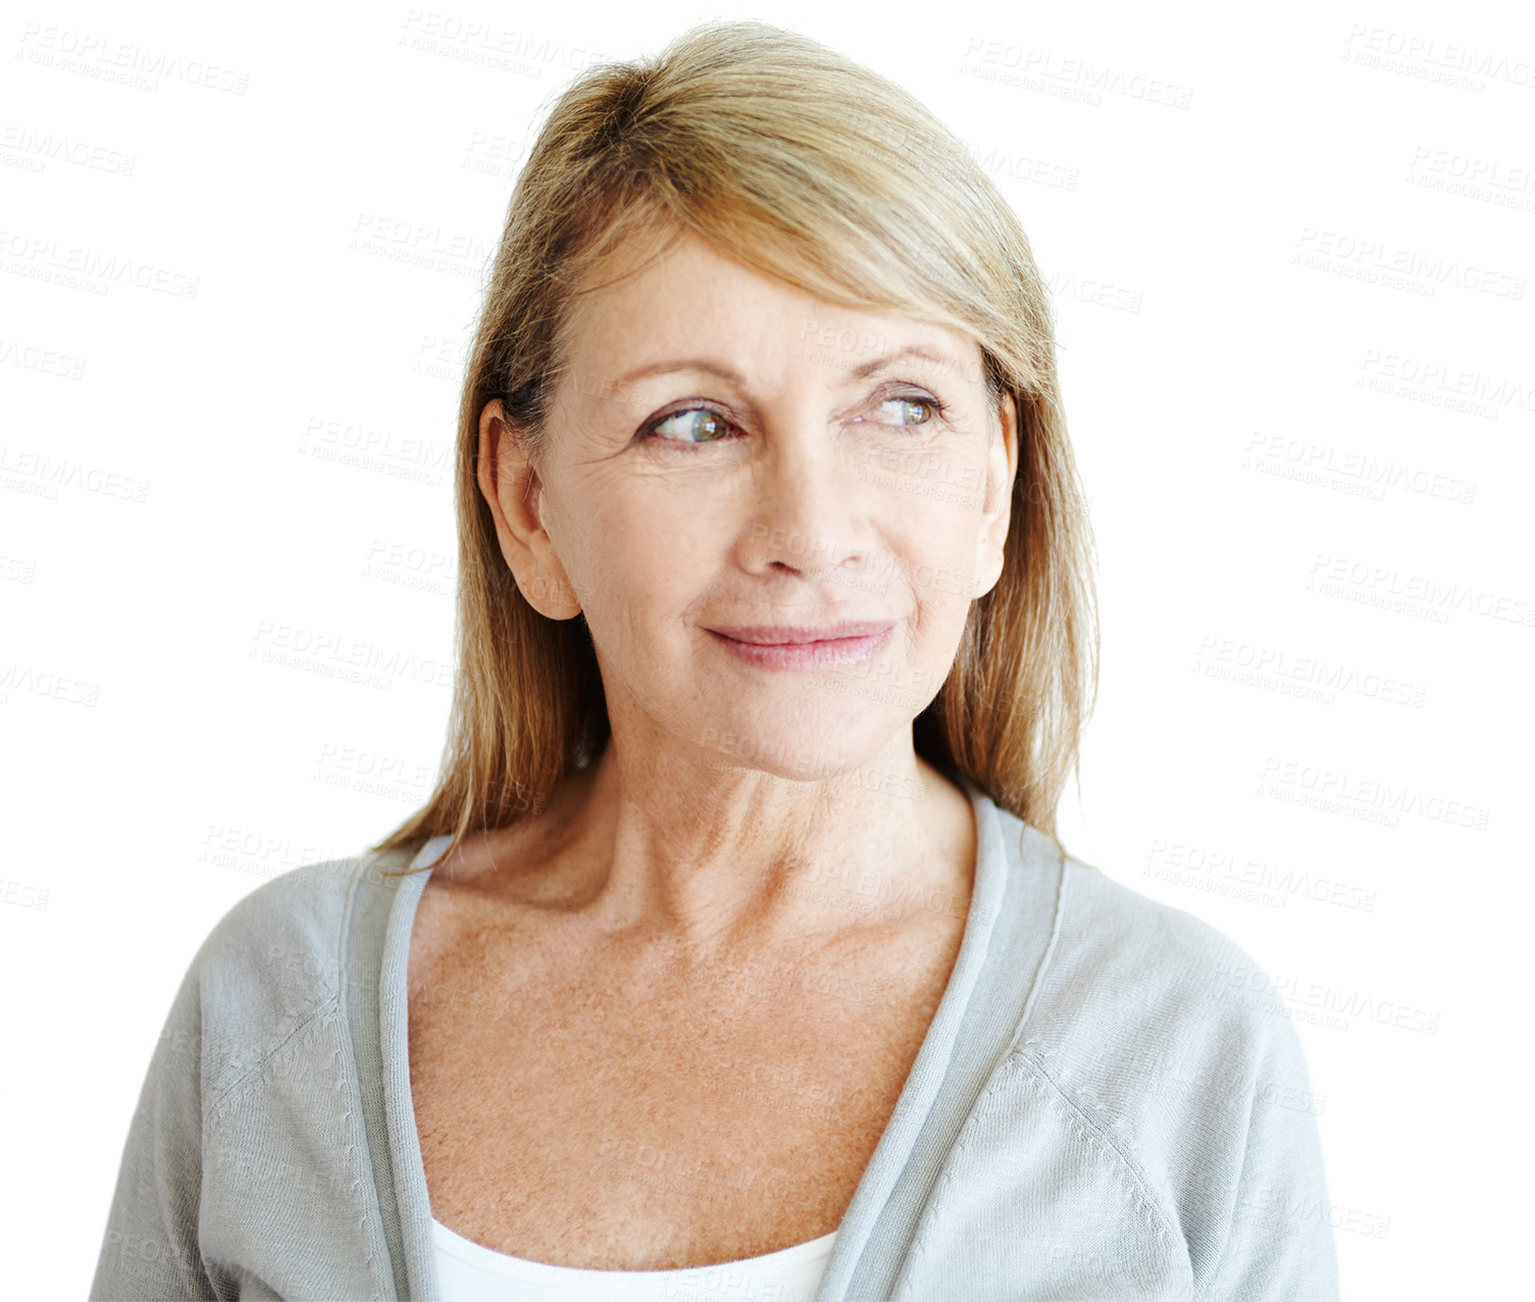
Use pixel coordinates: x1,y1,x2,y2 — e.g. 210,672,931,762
192,853,372,983
176,848,416,1102
986,804,1275,1024
999,843,1327,1218
951,801,1339,1294
983,835,1334,1262
1020,849,1311,1099
1055,853,1274,1010
977,805,1309,1117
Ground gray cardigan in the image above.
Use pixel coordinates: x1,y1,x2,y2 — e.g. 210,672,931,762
90,777,1339,1300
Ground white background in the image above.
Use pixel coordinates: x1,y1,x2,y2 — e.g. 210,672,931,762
3,0,1531,1296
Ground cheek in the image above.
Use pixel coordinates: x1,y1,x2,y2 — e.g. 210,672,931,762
879,517,982,656
892,498,984,589
867,441,987,527
570,497,713,623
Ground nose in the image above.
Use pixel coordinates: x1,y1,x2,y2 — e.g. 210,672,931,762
740,419,868,579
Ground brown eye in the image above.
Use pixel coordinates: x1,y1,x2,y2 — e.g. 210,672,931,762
878,395,941,426
648,407,734,444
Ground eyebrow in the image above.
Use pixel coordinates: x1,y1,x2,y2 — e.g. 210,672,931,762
614,343,965,388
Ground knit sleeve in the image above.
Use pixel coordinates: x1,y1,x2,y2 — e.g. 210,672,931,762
1195,1003,1341,1302
89,960,220,1301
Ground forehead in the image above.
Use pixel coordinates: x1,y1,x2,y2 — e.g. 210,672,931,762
559,224,981,385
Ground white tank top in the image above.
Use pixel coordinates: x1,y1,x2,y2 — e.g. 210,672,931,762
431,1217,838,1300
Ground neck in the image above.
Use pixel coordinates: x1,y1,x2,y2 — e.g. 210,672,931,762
530,729,976,963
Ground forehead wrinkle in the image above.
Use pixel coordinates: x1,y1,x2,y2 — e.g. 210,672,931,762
555,234,987,422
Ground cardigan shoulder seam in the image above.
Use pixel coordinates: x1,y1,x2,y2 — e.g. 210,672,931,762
200,854,380,1120
1009,1044,1187,1257
207,988,343,1121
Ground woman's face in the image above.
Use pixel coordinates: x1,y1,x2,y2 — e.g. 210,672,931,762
479,225,1017,781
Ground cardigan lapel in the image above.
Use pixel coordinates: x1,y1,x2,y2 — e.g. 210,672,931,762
347,834,450,1300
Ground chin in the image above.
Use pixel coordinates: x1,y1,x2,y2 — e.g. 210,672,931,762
696,719,895,785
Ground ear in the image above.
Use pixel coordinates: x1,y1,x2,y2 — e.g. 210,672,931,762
476,399,583,620
971,390,1019,600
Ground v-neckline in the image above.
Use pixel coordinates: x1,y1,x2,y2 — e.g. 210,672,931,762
371,771,1015,1301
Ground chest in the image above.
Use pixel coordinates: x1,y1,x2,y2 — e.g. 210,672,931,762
405,895,962,1270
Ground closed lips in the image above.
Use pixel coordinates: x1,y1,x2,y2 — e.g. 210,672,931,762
708,622,893,645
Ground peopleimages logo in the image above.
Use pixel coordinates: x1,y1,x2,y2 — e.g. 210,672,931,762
1211,959,1440,1037
959,36,1194,108
1408,146,1535,193
0,229,200,298
0,124,136,176
15,24,250,94
1294,227,1526,299
1341,23,1535,90
1305,553,1534,629
1243,431,1477,506
1193,631,1429,708
1258,756,1492,831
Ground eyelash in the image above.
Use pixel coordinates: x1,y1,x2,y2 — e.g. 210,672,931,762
639,388,949,447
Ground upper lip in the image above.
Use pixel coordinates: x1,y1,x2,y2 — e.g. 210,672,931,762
708,621,894,645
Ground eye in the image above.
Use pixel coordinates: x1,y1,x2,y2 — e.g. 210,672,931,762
875,392,945,427
643,406,737,445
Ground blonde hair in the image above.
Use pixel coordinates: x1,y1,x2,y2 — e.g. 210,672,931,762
372,18,1098,873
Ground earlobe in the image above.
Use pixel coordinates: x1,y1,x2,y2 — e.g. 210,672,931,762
476,399,583,621
971,543,1004,600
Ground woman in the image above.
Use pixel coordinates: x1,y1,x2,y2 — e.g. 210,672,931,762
91,19,1338,1302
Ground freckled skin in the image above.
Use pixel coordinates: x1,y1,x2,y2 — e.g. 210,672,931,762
409,224,1019,1269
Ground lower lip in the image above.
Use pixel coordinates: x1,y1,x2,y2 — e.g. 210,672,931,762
708,626,894,670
